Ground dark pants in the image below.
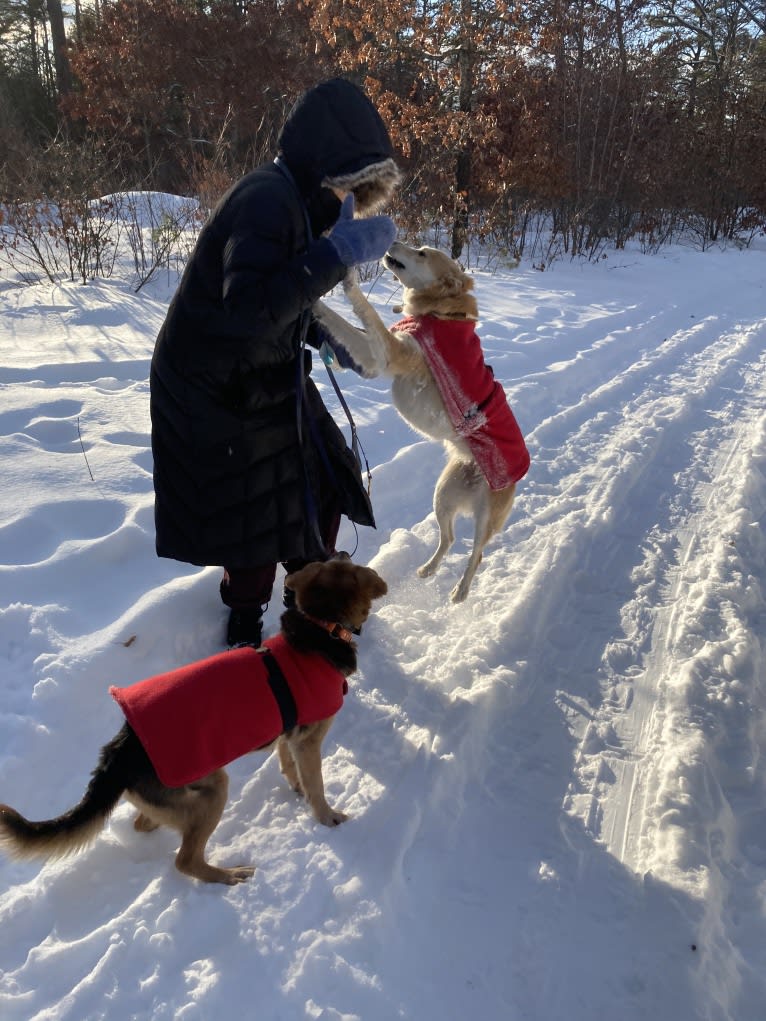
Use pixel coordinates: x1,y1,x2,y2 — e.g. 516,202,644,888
220,508,342,612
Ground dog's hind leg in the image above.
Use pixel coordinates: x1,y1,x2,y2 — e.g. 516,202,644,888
417,505,456,580
451,483,516,604
133,812,160,832
417,458,465,583
450,500,492,603
450,526,488,603
170,771,254,885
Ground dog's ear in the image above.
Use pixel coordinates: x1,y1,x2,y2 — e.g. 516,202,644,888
437,271,472,297
436,274,461,297
285,562,323,597
356,565,388,599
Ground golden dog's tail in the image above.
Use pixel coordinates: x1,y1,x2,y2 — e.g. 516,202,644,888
0,727,134,862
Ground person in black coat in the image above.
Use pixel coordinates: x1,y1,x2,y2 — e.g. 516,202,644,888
150,78,400,646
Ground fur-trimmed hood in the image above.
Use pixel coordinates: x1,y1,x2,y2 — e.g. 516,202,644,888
278,78,400,213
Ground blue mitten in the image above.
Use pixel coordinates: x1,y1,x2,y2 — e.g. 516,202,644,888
328,195,396,267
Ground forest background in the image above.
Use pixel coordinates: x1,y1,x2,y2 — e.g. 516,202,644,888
1,0,766,276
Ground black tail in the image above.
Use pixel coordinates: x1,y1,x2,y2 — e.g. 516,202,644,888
0,724,138,862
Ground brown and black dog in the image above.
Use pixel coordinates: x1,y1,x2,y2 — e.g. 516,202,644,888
0,559,387,885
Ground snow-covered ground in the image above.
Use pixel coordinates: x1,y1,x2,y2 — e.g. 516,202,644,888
1,223,765,1020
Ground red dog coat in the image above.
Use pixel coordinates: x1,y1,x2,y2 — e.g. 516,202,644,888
392,315,530,490
110,634,347,787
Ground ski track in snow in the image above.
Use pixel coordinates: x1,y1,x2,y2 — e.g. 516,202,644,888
1,252,765,1020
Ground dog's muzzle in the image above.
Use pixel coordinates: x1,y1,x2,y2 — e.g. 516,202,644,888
383,253,405,271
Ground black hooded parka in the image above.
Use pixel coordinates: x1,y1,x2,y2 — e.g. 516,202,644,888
150,79,396,568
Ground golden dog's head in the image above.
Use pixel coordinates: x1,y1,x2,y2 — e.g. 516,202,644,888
383,242,478,320
285,559,388,634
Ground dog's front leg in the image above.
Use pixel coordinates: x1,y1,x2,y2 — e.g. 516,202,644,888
313,300,386,378
342,274,395,349
276,735,301,794
287,719,348,827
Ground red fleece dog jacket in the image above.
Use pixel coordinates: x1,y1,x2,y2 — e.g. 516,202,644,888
392,315,530,490
110,634,347,788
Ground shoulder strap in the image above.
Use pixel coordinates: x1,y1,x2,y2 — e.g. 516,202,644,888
259,647,298,732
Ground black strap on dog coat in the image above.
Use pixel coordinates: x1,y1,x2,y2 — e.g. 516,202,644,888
260,648,298,732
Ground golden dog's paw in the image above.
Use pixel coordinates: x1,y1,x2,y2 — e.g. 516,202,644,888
316,807,349,827
222,865,255,885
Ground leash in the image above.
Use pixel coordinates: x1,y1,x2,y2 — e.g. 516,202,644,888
323,362,372,495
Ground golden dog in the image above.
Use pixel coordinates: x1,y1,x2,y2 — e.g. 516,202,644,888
316,243,529,602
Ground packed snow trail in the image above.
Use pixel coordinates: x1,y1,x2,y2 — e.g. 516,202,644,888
339,255,766,1019
1,247,766,1020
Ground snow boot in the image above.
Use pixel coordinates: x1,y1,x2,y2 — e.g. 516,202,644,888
226,608,263,648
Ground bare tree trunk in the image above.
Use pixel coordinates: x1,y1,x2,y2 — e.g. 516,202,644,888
451,0,474,259
27,7,40,84
451,149,471,258
46,0,73,100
